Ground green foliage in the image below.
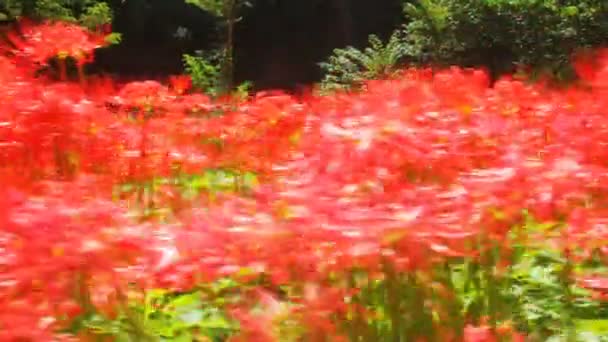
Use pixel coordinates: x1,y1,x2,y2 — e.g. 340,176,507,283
183,0,255,93
183,50,252,99
319,31,409,92
1,0,114,26
183,50,223,97
113,168,258,220
79,1,112,30
104,32,122,45
186,0,225,17
28,0,79,21
338,213,608,342
232,81,253,101
403,0,608,81
82,282,242,341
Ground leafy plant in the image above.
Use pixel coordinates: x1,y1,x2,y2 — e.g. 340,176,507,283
184,50,223,97
82,285,240,341
185,0,227,18
403,0,608,81
185,0,254,93
319,31,408,92
78,1,112,30
183,50,252,99
1,0,114,26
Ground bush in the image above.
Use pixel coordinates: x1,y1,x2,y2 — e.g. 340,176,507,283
184,50,224,96
183,50,252,98
404,0,608,81
319,31,408,92
1,0,113,28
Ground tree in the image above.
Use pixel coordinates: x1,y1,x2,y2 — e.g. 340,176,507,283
186,0,253,92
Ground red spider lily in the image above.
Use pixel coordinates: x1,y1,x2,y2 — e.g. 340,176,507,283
464,325,495,342
0,181,164,336
463,324,526,342
99,23,113,35
84,74,119,100
0,300,76,341
294,285,349,338
174,93,214,114
573,49,608,85
225,289,289,342
6,17,608,339
169,74,192,95
579,276,608,294
573,50,600,84
113,80,171,112
5,19,108,65
0,55,31,81
228,308,277,342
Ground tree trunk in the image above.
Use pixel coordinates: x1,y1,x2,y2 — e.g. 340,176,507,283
221,0,236,93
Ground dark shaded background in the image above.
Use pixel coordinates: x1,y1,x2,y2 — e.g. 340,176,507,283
88,0,404,90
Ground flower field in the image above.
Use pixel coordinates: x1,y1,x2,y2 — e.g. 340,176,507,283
4,21,608,341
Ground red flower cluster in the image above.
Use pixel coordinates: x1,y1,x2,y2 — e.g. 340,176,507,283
5,19,109,65
3,20,608,340
0,179,165,340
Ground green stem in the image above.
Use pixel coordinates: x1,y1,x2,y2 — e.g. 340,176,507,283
383,260,402,342
560,250,576,342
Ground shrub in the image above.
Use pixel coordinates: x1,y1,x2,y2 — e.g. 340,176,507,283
78,1,112,31
186,0,254,92
183,50,252,98
319,31,408,92
183,50,223,96
404,0,608,81
1,0,113,27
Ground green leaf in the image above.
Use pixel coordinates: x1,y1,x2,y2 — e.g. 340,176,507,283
562,6,579,17
79,2,113,30
178,309,204,325
105,33,123,45
576,319,608,335
185,0,224,17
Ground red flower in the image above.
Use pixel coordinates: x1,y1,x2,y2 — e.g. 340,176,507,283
169,75,192,95
464,325,495,342
6,19,109,65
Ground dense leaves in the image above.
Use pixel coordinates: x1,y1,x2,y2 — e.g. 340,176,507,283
319,31,408,92
404,0,608,81
1,0,113,29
